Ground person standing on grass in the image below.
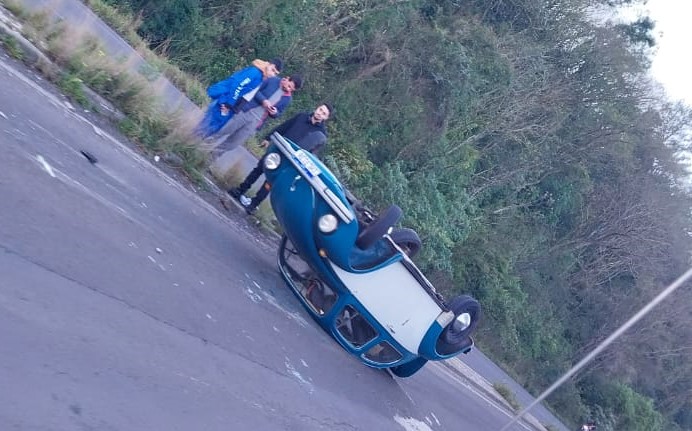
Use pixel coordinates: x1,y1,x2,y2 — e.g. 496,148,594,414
195,58,283,138
208,74,302,158
227,103,333,215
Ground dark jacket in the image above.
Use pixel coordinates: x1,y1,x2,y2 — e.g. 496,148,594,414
240,76,292,130
266,112,327,154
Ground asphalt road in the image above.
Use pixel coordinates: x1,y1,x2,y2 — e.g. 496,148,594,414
0,51,548,430
463,350,569,430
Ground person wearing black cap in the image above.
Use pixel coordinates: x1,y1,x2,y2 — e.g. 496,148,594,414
196,58,283,138
227,103,333,215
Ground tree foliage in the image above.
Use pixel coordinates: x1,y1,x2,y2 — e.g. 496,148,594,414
100,0,692,429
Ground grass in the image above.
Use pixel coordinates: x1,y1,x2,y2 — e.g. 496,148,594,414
1,35,23,59
82,0,208,106
57,73,90,107
250,195,280,232
493,382,521,411
2,0,26,18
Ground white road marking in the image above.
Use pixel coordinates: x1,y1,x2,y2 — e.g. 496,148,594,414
36,155,56,177
261,290,309,327
244,286,262,303
284,357,314,394
396,383,416,405
0,110,7,119
393,415,434,431
427,362,534,431
173,371,211,387
430,412,440,426
28,151,156,233
242,276,310,327
240,329,255,341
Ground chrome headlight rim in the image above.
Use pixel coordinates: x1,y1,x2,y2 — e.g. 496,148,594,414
317,214,338,233
264,152,281,170
453,313,472,332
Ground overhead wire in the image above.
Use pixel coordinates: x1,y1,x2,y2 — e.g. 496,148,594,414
500,266,692,431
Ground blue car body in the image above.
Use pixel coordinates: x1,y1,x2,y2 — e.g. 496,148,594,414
262,133,480,377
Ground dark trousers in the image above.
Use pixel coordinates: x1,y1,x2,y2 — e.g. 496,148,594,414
235,154,270,208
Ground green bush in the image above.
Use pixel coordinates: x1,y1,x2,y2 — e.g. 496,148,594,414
57,73,89,106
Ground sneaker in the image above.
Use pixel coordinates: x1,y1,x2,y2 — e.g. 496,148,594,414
228,187,243,199
239,195,252,206
244,205,257,216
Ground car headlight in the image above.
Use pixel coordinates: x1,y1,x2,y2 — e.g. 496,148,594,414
453,313,472,332
264,153,281,170
317,214,338,233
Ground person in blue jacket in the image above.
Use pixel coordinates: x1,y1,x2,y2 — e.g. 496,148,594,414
195,58,283,138
209,74,303,158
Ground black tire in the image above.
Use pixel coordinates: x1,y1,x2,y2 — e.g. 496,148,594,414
389,227,422,258
436,295,481,356
389,357,428,378
356,205,403,249
278,235,305,281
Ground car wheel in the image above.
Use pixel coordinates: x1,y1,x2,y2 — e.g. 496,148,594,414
279,235,309,281
355,205,403,249
389,357,428,378
436,295,481,356
389,227,422,258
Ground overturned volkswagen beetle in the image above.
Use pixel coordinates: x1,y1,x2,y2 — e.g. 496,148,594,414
261,132,481,377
